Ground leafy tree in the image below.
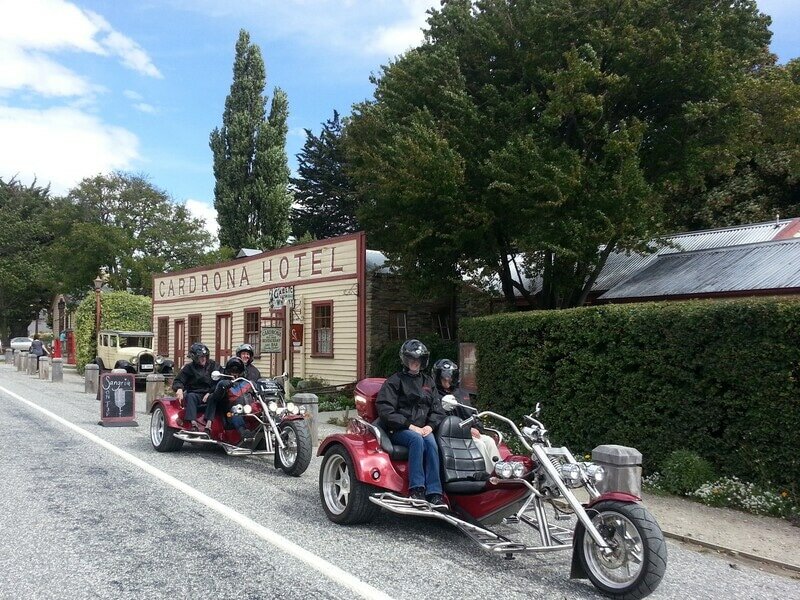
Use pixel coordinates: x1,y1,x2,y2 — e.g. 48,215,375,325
346,0,774,308
210,29,292,251
291,110,359,239
676,59,800,228
0,178,58,339
54,172,215,295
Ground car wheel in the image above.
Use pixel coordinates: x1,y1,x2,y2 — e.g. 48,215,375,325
150,406,183,452
319,445,379,525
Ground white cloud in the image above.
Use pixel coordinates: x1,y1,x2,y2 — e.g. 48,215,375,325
124,89,143,100
0,105,139,194
367,21,426,56
134,102,157,114
185,198,219,239
0,42,97,97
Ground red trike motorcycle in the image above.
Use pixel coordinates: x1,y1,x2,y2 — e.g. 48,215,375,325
318,378,666,599
150,372,312,476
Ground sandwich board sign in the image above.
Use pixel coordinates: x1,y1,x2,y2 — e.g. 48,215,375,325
98,371,138,427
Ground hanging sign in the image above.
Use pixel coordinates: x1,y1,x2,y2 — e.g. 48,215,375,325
261,326,283,353
291,324,304,347
270,286,294,309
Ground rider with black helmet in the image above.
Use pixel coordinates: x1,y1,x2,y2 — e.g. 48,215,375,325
203,356,256,444
235,343,261,382
433,358,500,472
171,342,218,430
376,339,446,506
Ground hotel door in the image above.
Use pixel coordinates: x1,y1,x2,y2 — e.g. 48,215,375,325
174,319,185,369
216,312,233,365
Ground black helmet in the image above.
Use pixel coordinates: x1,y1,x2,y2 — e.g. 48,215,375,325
399,339,429,372
236,343,254,364
188,342,210,365
433,358,459,391
224,356,245,375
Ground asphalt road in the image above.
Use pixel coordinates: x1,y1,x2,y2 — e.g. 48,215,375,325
1,364,799,600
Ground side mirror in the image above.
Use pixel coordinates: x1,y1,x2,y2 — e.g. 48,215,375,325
534,402,542,417
211,370,221,381
441,394,458,411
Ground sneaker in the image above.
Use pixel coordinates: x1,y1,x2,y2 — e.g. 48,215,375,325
408,487,426,501
426,493,446,507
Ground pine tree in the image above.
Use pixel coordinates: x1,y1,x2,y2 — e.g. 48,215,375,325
291,110,359,239
210,29,291,251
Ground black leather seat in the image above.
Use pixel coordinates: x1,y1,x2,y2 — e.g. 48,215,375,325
435,415,489,494
372,419,409,460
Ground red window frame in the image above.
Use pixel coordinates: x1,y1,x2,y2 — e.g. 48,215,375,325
311,300,333,358
157,317,169,355
244,308,261,357
188,314,202,346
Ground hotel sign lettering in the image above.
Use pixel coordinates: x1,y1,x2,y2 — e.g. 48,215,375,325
155,242,353,301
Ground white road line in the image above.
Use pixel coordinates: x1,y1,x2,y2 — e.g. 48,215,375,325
0,383,393,600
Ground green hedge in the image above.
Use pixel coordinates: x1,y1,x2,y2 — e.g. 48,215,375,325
75,290,152,372
460,299,800,493
370,336,459,378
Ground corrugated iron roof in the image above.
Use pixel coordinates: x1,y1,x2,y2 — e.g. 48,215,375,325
598,238,800,300
592,219,793,292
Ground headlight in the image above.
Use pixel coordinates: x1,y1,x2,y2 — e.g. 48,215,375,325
559,463,584,487
511,461,525,478
268,401,278,413
243,404,252,414
585,463,605,483
495,461,513,479
286,402,299,415
156,356,164,365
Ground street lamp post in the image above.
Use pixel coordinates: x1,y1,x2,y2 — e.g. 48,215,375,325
94,275,103,337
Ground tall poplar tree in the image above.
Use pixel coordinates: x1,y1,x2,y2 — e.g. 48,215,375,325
210,29,291,251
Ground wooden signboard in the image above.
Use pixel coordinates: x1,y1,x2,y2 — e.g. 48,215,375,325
261,326,283,353
98,372,138,427
459,342,478,395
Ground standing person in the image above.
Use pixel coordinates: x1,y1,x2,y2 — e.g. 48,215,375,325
172,342,217,430
235,343,261,382
377,339,446,506
433,358,501,473
29,334,48,371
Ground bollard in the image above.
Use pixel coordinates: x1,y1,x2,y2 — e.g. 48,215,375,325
293,392,319,446
39,356,50,380
85,363,100,395
4,349,12,363
27,353,38,375
17,351,27,371
51,358,63,383
592,444,643,498
145,374,166,413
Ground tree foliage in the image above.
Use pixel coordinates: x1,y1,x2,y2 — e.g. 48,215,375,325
54,172,214,295
291,110,359,239
0,178,58,339
346,0,775,308
210,29,292,251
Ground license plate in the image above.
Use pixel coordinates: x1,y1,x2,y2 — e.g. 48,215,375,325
140,364,153,370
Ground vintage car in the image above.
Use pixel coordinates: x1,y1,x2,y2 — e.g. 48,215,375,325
95,330,173,380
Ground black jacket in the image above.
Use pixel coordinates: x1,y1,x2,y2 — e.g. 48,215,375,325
244,363,261,383
172,360,218,395
436,385,483,432
377,370,445,432
29,339,48,358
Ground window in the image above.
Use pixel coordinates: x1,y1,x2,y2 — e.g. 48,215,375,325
312,301,333,357
388,311,407,341
432,312,451,340
244,309,261,356
188,314,202,346
157,317,169,355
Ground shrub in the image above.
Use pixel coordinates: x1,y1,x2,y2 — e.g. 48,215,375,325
660,450,716,495
460,298,800,492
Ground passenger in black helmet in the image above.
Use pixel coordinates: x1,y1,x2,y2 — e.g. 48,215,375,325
235,343,261,382
434,358,501,472
171,342,218,431
376,339,446,506
203,356,256,444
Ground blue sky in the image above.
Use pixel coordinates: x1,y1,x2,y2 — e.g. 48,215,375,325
1,0,798,240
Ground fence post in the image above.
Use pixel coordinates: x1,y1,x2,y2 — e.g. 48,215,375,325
51,358,63,383
85,363,100,395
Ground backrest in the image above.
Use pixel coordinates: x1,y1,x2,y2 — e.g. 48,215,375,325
354,378,386,421
435,415,487,484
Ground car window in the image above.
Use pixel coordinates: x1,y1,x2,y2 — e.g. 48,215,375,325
120,336,152,348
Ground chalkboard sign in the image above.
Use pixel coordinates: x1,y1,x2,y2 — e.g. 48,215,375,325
98,372,138,427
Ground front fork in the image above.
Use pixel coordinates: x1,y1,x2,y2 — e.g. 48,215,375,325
530,445,611,552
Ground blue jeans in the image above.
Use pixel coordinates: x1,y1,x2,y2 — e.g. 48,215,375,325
390,429,442,495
